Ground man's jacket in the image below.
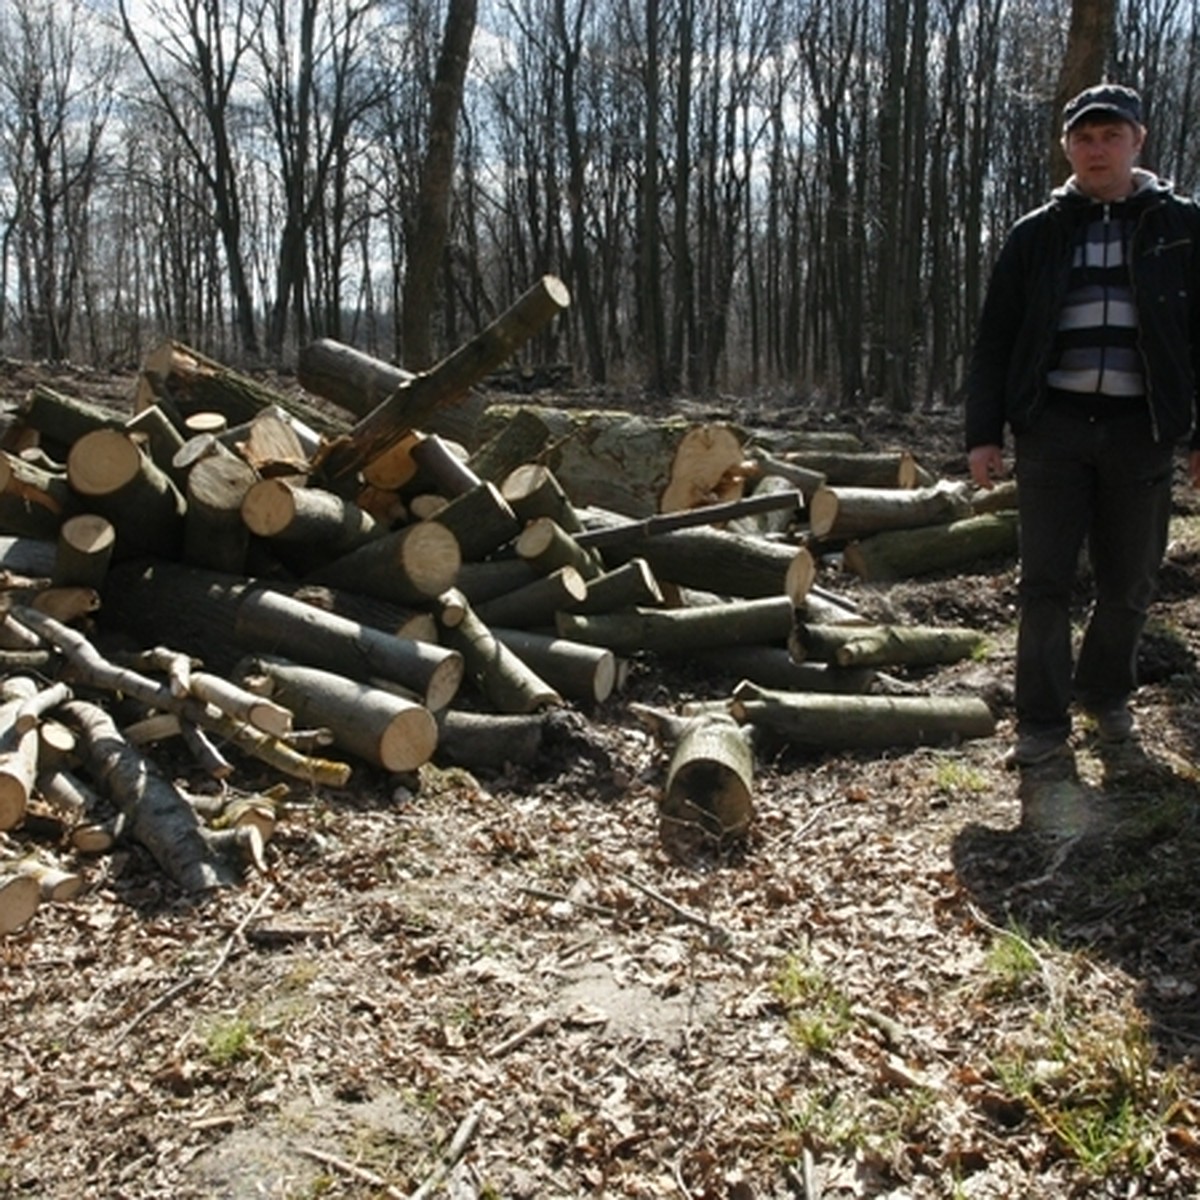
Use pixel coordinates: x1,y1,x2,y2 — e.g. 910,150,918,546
965,171,1200,450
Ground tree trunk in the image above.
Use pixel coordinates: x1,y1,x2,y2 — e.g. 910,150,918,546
430,482,521,562
435,709,545,770
183,452,258,574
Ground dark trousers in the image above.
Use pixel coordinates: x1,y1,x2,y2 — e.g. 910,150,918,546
1013,406,1174,737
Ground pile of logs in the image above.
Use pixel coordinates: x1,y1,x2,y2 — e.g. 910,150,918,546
0,275,1017,926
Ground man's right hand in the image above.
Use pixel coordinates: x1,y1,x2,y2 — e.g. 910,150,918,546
968,444,1006,490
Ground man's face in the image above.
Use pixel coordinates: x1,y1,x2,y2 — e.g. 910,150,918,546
1062,118,1146,201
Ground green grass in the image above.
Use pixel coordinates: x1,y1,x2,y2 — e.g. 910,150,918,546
772,947,854,1053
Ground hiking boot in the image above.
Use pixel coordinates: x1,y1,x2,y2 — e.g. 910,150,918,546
1090,704,1134,743
1004,730,1070,768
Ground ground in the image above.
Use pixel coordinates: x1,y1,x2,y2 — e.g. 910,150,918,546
4,363,1200,1199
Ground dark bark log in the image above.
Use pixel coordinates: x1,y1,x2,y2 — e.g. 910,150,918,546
556,594,794,655
409,434,481,497
809,479,973,541
18,384,127,449
0,451,76,539
500,463,585,532
567,558,664,615
791,622,985,668
491,626,616,706
516,516,603,580
435,709,545,769
660,713,754,842
184,452,258,574
842,512,1019,581
466,408,553,481
52,514,115,591
474,566,589,629
305,520,460,604
430,482,521,562
683,645,877,693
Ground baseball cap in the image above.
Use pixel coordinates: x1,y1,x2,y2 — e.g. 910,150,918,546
1062,83,1142,131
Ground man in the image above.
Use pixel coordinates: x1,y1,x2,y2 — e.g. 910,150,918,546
965,82,1200,767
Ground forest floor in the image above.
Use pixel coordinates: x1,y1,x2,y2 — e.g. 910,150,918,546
4,360,1200,1199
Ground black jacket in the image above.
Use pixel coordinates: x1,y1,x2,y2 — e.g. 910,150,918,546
965,172,1200,450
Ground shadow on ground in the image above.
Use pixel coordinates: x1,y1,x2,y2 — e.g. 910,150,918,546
951,734,1200,1062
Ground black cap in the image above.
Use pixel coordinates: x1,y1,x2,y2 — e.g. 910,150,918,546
1062,83,1142,131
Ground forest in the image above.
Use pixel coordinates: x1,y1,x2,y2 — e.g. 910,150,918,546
0,0,1198,409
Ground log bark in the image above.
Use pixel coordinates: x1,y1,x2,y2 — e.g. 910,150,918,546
791,623,985,668
567,558,663,615
660,713,754,842
315,276,570,483
429,482,521,562
59,698,256,891
842,511,1019,581
729,680,995,749
435,710,545,769
0,677,39,830
184,452,259,573
240,479,383,572
53,514,116,590
474,566,589,629
305,520,460,604
66,429,186,559
971,479,1019,515
454,557,538,606
580,509,812,603
516,516,603,580
125,404,188,486
297,337,490,447
234,588,463,712
241,656,438,772
437,590,562,714
465,408,553,482
809,479,973,541
500,463,585,532
491,627,617,706
684,645,877,694
556,594,794,655
0,870,39,933
409,433,481,496
18,384,126,449
189,670,293,738
140,339,345,437
768,448,933,489
0,451,76,539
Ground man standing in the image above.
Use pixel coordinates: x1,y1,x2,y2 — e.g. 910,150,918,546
965,83,1200,766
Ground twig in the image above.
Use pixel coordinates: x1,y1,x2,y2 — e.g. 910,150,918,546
297,1145,405,1199
518,883,619,920
486,1011,553,1059
407,1100,485,1200
614,870,752,968
965,900,1064,1013
110,884,275,1047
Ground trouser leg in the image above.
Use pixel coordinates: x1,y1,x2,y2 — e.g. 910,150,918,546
1013,412,1094,737
1074,415,1174,709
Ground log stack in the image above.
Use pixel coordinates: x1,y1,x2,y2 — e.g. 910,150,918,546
0,281,1012,918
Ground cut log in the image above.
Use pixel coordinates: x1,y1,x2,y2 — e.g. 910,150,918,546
297,337,490,447
465,408,554,482
59,698,256,891
729,680,996,750
0,871,39,934
769,448,933,489
454,558,539,606
37,766,102,824
315,276,571,483
409,433,481,497
842,511,1019,581
491,627,617,706
188,671,293,738
0,677,39,830
18,384,127,448
0,451,76,539
125,403,188,485
234,588,463,711
429,482,521,562
437,590,562,714
474,566,589,629
18,858,84,902
305,520,461,604
659,424,747,513
66,428,185,559
556,594,794,655
809,479,973,542
567,558,664,615
435,710,545,769
184,451,259,574
580,509,812,603
660,713,754,842
684,645,877,694
516,516,603,580
140,339,345,437
241,479,383,571
500,463,585,532
53,514,116,590
791,622,986,668
725,475,803,537
241,656,438,772
971,479,1019,515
